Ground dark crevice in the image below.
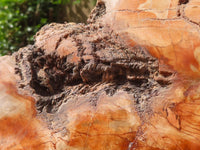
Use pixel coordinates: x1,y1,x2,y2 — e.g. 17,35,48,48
177,10,181,17
159,70,173,78
179,0,189,5
156,79,171,87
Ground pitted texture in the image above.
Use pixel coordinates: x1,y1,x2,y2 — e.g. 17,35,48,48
4,0,200,149
15,22,172,115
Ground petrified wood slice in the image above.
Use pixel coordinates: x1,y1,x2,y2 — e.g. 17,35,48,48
0,0,200,150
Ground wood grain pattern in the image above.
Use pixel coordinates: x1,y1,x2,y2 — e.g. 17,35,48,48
1,0,200,149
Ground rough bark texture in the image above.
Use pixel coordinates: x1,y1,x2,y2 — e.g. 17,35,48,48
1,0,200,150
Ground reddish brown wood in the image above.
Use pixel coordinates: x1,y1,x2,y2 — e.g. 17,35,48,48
1,0,200,150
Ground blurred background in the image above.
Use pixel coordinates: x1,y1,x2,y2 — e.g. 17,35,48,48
0,0,97,55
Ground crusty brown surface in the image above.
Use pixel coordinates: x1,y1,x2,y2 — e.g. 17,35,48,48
1,0,200,150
